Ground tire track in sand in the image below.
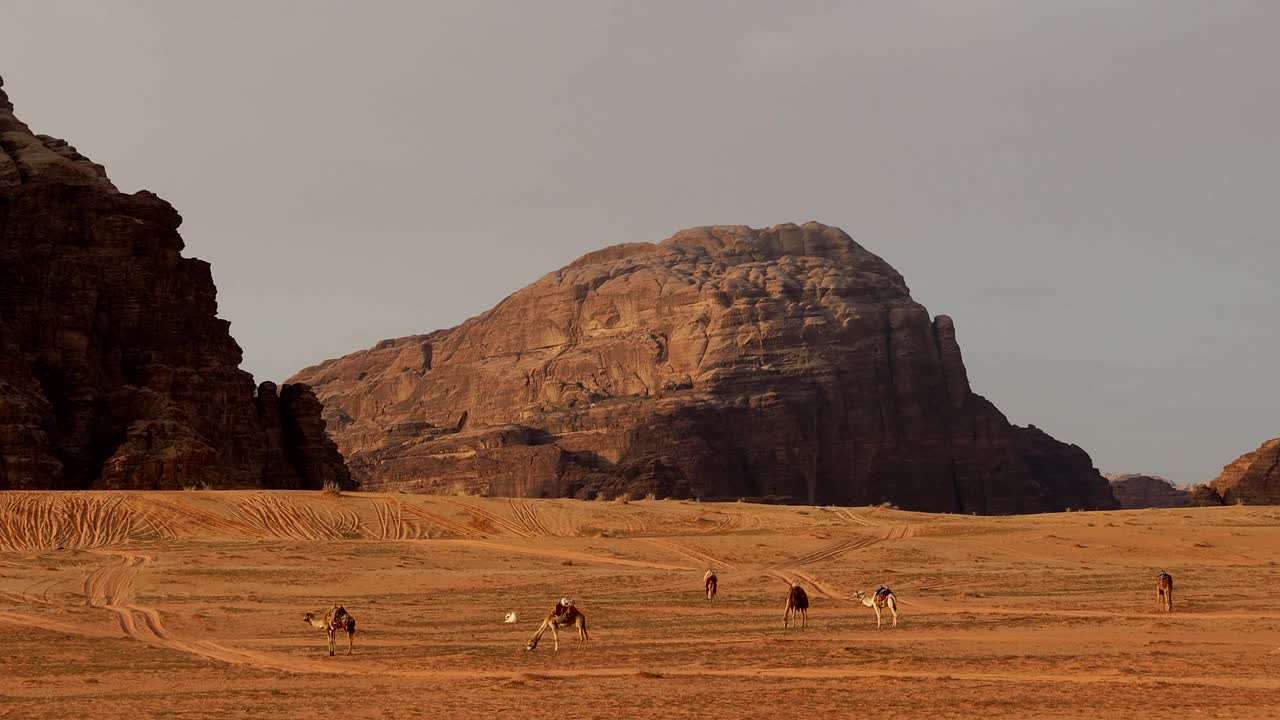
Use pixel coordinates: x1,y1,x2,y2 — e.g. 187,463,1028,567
445,499,533,538
641,538,737,571
226,494,352,541
440,539,696,571
0,494,169,551
764,524,913,600
787,524,911,567
78,551,355,675
392,500,483,539
834,506,878,527
509,499,554,536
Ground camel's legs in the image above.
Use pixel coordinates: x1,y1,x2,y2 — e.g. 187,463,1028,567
526,620,550,650
874,606,882,630
327,628,336,656
800,608,807,628
783,606,791,628
550,621,560,651
1167,587,1173,612
890,603,899,627
347,629,354,655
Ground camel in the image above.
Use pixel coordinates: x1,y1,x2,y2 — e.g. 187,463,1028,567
504,611,519,623
1156,571,1174,612
704,569,718,601
303,604,357,656
783,582,809,628
525,600,589,651
854,587,899,629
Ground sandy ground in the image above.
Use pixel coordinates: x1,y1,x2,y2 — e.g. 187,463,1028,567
0,491,1277,719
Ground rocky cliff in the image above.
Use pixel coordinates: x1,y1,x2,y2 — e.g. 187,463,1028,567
1106,474,1190,509
0,75,350,490
292,222,1115,513
1208,438,1280,505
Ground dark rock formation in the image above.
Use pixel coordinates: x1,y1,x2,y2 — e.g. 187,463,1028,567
1209,438,1280,505
292,223,1115,513
1106,474,1190,509
1189,484,1224,506
0,74,350,490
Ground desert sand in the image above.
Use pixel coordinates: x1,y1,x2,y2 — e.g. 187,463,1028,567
1,491,1277,719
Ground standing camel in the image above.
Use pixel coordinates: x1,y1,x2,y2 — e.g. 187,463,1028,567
526,600,589,651
303,604,357,656
1156,572,1174,611
854,587,899,629
783,582,809,628
704,569,718,601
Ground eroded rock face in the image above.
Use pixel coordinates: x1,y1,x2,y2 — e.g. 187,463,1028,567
292,222,1115,513
1106,474,1190,509
1209,438,1280,505
0,75,350,490
1189,484,1224,506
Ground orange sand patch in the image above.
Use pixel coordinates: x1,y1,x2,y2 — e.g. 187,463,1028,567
1,492,1278,719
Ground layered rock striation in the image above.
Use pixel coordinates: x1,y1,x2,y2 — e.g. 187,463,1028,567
1207,438,1280,505
292,222,1115,513
0,75,350,490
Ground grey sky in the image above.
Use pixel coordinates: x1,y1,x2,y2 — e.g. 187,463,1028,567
2,1,1276,484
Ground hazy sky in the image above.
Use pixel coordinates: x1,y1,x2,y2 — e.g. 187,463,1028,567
2,1,1276,484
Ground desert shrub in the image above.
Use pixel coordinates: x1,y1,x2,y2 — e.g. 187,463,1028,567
322,479,343,496
645,492,657,501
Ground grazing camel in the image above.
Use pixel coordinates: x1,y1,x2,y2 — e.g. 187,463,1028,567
303,604,357,656
854,587,899,629
1156,572,1174,612
526,600,589,651
783,582,809,628
704,569,718,601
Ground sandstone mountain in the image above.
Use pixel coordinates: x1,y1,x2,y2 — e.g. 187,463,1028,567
1106,474,1190,509
1206,438,1280,505
292,223,1116,513
0,75,349,490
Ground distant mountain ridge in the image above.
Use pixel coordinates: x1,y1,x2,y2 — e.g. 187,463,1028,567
1106,474,1190,508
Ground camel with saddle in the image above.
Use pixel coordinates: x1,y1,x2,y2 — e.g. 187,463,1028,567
303,604,357,656
526,598,589,651
854,587,899,629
